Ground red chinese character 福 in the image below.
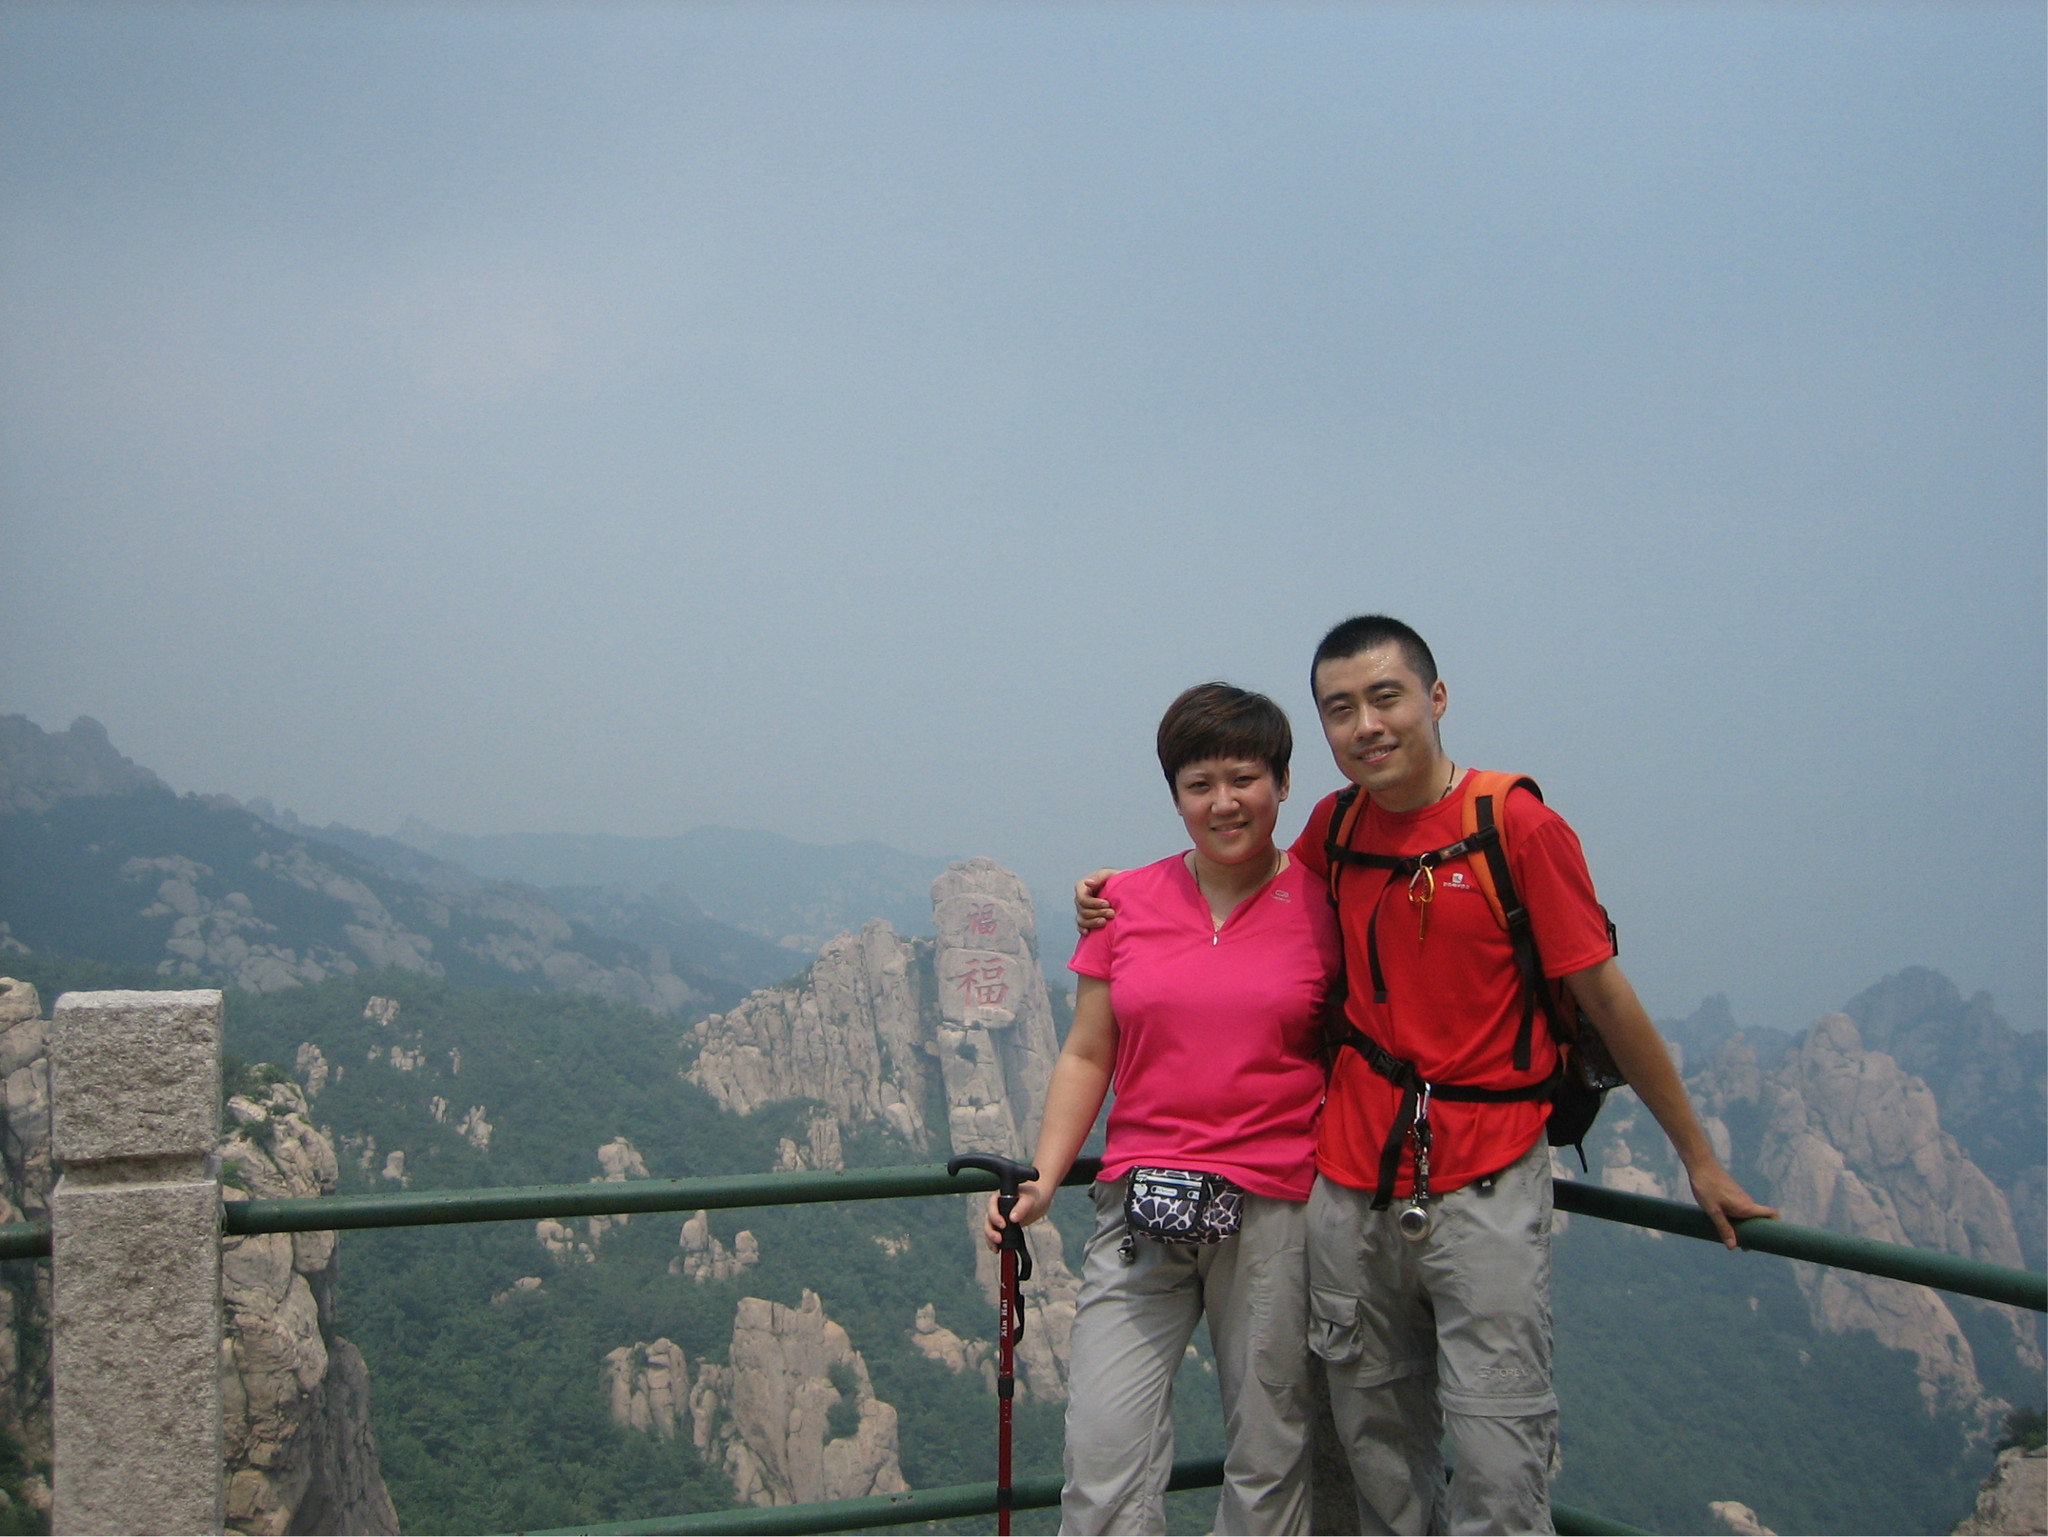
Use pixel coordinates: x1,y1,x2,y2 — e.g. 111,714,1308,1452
952,958,1010,1007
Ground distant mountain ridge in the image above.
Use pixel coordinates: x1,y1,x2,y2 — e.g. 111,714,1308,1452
0,716,796,1013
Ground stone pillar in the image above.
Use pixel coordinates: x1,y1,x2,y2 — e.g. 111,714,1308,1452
50,990,224,1535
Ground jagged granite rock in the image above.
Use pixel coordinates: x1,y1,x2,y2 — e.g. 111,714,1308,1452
1844,969,2046,1200
672,1211,760,1282
930,860,1060,1162
773,1114,845,1173
603,1339,691,1439
1710,1499,1777,1535
0,715,167,813
1772,1016,2024,1268
1951,1445,2047,1536
1748,1014,2036,1417
0,986,399,1533
219,1077,400,1535
686,1290,909,1508
908,1303,994,1393
0,982,50,1521
688,920,929,1147
686,862,1084,1400
927,861,1082,1401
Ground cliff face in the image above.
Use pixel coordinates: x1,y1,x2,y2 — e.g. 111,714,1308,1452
0,716,166,814
686,858,1081,1400
1950,1444,2047,1536
0,978,398,1535
606,1290,909,1509
0,979,51,1522
688,921,929,1148
929,860,1078,1401
1842,968,2047,1271
1686,1011,2040,1421
219,1078,400,1535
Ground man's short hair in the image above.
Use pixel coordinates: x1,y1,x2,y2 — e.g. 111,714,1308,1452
1311,615,1439,694
1156,683,1293,790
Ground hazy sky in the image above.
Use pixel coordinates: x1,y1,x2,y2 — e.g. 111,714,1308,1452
3,3,2042,1034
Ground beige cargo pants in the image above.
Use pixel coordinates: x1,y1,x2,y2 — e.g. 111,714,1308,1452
1060,1176,1314,1535
1306,1136,1559,1536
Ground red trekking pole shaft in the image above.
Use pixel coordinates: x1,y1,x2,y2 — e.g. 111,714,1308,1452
949,1154,1038,1537
996,1194,1019,1536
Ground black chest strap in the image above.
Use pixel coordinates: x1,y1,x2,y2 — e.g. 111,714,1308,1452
1323,786,1554,1072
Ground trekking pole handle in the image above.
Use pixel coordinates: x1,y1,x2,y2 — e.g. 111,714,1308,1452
949,1153,1040,1253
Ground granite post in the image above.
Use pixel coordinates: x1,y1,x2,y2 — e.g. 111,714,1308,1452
50,990,224,1535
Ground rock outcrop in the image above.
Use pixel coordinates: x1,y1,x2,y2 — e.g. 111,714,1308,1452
909,1303,994,1392
0,979,401,1533
1709,1499,1777,1535
1687,1011,2040,1419
0,979,51,1520
672,1211,760,1282
1844,970,2046,1198
611,1290,909,1509
0,714,167,813
603,1339,692,1439
689,920,930,1148
929,861,1080,1401
1951,1444,2047,1536
684,858,1083,1399
218,1076,400,1535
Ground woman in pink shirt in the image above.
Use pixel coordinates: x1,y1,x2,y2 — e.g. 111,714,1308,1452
984,683,1340,1535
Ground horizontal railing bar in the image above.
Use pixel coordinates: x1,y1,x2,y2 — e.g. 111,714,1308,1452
527,1455,1222,1535
6,1167,2041,1315
522,1464,1645,1536
226,1158,1106,1237
1553,1179,2048,1313
1554,1501,1652,1536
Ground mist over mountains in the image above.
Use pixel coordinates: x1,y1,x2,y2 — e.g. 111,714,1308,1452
0,715,951,1015
384,822,952,953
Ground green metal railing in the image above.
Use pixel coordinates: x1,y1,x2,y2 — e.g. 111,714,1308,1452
2,1160,2039,1535
0,1164,2040,1310
523,1457,1646,1536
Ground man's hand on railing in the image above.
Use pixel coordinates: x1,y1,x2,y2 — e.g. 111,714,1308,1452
1687,1161,1778,1250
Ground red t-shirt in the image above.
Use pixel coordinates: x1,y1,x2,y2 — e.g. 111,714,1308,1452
1070,852,1341,1200
1291,774,1615,1197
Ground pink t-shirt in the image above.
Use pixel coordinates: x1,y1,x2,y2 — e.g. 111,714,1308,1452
1070,852,1341,1200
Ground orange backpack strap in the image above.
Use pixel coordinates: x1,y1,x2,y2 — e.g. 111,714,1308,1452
1456,771,1542,931
1455,771,1566,1072
1322,784,1366,906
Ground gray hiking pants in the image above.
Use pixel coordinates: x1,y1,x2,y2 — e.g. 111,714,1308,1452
1306,1137,1558,1536
1061,1177,1314,1535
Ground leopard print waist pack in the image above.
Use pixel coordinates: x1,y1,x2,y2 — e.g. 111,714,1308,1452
1121,1167,1244,1254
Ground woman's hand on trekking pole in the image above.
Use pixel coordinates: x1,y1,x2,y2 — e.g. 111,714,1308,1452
983,1181,1053,1251
1073,870,1120,935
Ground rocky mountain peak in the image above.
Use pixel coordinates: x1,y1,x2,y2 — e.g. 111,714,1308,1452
0,715,170,814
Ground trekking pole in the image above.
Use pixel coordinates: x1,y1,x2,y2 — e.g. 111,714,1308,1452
949,1153,1039,1536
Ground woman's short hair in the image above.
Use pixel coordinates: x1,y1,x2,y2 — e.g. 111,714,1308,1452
1155,683,1292,790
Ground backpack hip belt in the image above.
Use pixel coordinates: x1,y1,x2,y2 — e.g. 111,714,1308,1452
1337,1025,1560,1213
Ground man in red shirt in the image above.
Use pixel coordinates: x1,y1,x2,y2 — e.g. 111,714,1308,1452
1295,615,1774,1534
